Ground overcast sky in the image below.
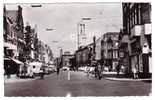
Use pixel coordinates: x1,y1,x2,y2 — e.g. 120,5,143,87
5,3,122,57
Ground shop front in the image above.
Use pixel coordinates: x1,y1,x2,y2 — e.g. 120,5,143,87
4,57,24,78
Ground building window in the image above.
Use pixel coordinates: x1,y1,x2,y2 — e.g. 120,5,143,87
127,18,130,34
138,4,141,25
135,9,138,24
132,12,135,26
141,3,151,24
116,50,118,58
149,4,152,23
130,13,132,29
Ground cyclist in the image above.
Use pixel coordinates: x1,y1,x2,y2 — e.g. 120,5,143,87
97,64,102,80
94,63,102,80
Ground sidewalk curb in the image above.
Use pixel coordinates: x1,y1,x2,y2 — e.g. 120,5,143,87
103,77,152,82
4,73,56,84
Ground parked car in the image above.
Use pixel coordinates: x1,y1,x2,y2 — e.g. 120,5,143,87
62,66,69,71
48,67,54,73
103,66,109,72
44,67,49,74
78,67,85,71
89,67,95,74
19,63,34,78
47,65,56,73
84,66,89,73
29,62,43,77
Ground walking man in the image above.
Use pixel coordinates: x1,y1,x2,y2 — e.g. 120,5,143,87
116,63,121,76
97,64,102,80
57,67,60,75
40,65,45,79
133,64,138,79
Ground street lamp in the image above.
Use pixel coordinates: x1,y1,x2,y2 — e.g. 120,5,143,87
82,18,91,21
31,4,42,7
52,40,58,43
46,28,55,31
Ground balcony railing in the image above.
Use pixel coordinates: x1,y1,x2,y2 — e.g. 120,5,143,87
131,25,142,37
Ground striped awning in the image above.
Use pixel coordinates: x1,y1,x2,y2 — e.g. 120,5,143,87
4,57,24,65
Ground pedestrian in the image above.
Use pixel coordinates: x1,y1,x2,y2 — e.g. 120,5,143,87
23,63,27,78
97,64,102,80
6,64,11,78
16,65,20,77
133,64,138,79
86,64,90,76
40,65,45,79
116,63,121,76
57,67,60,75
94,64,98,78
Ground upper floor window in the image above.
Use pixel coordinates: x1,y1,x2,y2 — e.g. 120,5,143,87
141,3,151,24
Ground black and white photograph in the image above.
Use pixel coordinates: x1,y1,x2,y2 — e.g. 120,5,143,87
3,2,152,97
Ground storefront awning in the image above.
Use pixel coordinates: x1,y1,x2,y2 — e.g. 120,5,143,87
4,57,11,61
9,57,24,65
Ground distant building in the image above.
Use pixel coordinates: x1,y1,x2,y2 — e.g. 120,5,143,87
44,45,53,65
64,51,70,55
75,43,93,67
118,29,130,75
36,40,53,64
122,3,152,78
101,32,119,71
62,52,74,67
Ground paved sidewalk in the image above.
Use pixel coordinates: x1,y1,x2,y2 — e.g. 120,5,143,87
102,71,152,82
4,75,36,84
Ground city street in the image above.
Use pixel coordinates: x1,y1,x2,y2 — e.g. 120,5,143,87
3,3,152,98
5,71,151,97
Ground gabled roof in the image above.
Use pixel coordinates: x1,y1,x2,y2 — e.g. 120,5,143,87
121,35,129,43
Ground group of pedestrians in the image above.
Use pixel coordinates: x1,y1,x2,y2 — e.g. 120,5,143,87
86,63,102,80
85,62,139,80
116,63,139,79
